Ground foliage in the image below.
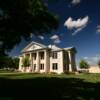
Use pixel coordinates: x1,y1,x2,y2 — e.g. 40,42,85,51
0,56,12,68
0,0,59,55
22,57,30,67
13,57,19,69
79,59,90,69
97,60,100,67
0,56,19,69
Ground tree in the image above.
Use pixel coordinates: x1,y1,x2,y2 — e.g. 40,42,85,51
22,57,30,68
13,57,19,69
97,60,100,68
0,56,19,70
0,56,13,69
0,56,8,69
0,0,59,56
79,59,89,69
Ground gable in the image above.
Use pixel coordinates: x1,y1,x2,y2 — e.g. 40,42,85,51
22,41,47,52
27,44,42,51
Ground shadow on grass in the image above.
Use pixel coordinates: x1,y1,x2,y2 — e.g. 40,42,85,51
0,77,100,100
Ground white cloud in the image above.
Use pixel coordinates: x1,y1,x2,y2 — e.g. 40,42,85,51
83,55,100,66
71,0,81,5
50,34,61,44
50,35,59,40
64,16,89,29
96,25,100,33
38,35,44,40
84,57,88,59
53,38,61,44
64,16,89,35
71,27,84,35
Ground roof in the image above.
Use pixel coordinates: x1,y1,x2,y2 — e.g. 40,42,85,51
21,41,76,53
21,41,47,53
64,47,77,53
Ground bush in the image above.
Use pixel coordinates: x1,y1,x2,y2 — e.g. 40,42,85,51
49,72,57,74
79,59,89,69
62,71,76,75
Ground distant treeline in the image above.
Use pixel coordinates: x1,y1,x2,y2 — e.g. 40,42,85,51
0,56,19,69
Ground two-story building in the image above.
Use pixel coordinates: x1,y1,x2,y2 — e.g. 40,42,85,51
19,41,77,74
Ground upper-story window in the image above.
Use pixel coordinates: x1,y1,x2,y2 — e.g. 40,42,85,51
32,53,36,60
52,52,57,59
40,52,44,59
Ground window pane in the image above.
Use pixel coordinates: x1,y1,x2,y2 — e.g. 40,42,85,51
52,63,58,70
40,63,44,70
32,53,36,60
40,52,44,59
34,64,36,70
52,52,57,59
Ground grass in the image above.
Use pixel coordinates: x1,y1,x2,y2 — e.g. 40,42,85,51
0,72,100,83
0,72,100,100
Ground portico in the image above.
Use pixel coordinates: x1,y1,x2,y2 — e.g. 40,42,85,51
19,49,49,73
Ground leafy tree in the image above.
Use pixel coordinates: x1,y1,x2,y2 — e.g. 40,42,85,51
0,56,19,69
0,56,13,69
79,59,89,69
0,56,8,68
22,57,30,67
97,60,100,68
13,57,19,69
0,0,59,56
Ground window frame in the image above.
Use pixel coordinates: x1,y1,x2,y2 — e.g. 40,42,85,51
40,52,44,60
52,63,58,70
32,53,36,60
52,52,58,59
40,63,44,70
34,64,36,70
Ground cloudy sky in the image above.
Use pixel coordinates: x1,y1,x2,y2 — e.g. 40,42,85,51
9,0,100,66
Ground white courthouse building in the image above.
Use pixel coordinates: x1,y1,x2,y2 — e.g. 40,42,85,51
19,41,77,74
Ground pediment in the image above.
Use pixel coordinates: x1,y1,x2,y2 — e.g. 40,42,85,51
22,41,47,52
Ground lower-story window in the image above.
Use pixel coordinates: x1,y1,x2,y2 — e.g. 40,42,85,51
52,63,58,70
34,64,36,70
40,63,44,70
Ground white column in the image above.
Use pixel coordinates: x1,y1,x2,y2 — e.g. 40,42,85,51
29,53,33,72
19,56,22,71
23,54,26,58
68,51,72,72
44,50,48,73
36,52,40,72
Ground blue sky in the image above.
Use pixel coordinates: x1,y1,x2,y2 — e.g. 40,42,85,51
9,0,100,66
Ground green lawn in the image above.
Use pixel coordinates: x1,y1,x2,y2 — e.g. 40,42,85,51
0,72,100,100
0,72,100,83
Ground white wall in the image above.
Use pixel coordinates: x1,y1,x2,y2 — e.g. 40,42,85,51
50,51,63,74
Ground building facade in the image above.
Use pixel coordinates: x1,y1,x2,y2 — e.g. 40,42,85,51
19,41,77,74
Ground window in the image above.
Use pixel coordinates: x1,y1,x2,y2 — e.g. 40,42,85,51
40,52,44,59
52,52,57,59
52,63,58,70
34,64,36,70
40,64,44,70
32,53,36,60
